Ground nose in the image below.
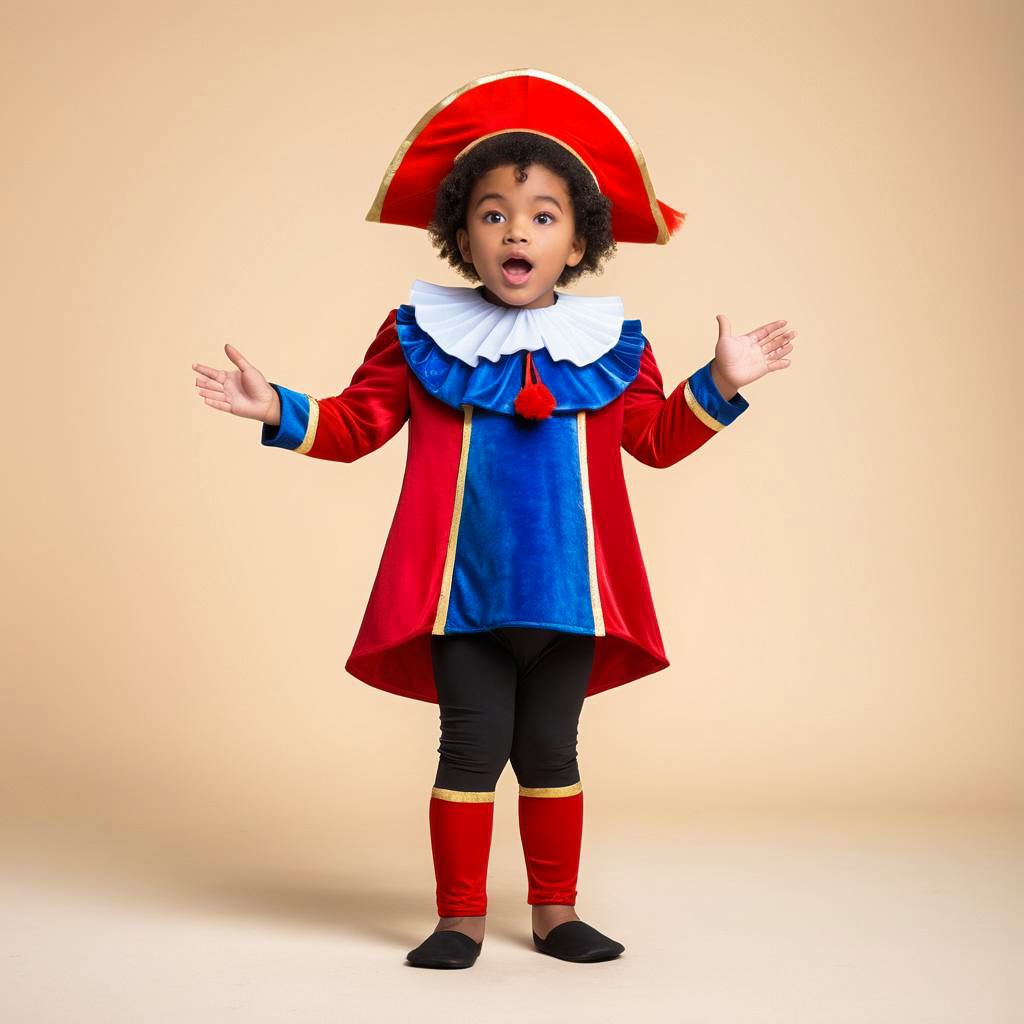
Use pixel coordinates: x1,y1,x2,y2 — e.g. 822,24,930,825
504,216,529,243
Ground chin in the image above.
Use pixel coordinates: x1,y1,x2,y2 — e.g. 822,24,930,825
483,276,555,308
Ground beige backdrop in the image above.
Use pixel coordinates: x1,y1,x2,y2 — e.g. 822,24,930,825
2,1,1021,889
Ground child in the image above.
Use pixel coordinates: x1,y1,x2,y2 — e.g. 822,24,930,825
192,69,795,969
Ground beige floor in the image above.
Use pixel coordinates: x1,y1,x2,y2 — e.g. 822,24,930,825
2,814,1021,1023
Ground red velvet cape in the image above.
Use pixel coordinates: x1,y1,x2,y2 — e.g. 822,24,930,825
272,309,742,703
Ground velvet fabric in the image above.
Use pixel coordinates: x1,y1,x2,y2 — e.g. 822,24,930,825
518,790,584,906
429,795,494,917
394,304,646,415
444,408,593,633
260,307,750,703
368,70,685,245
263,310,411,462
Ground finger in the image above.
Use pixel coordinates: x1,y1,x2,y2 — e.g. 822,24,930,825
224,343,251,371
192,362,226,383
768,342,794,361
766,357,791,372
716,313,731,339
763,330,796,355
197,386,227,401
203,396,232,412
195,375,224,392
749,319,787,342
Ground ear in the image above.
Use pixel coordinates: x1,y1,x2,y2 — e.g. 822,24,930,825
566,233,587,268
456,227,472,264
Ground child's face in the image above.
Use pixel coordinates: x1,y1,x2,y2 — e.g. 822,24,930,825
456,162,586,309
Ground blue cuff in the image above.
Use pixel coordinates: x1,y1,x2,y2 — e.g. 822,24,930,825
261,383,311,449
684,361,749,430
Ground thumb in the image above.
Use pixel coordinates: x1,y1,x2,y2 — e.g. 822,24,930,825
716,314,731,341
224,342,252,372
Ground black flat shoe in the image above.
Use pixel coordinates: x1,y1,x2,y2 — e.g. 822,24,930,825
532,920,625,963
406,929,483,969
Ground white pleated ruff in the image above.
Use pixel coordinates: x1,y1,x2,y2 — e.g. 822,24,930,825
407,279,626,368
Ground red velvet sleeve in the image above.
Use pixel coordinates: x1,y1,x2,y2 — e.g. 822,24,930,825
304,310,410,462
262,309,411,463
621,339,748,468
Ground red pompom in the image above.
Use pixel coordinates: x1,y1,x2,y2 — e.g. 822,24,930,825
657,200,686,237
514,351,556,420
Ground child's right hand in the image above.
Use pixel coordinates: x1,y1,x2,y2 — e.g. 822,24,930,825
192,343,279,424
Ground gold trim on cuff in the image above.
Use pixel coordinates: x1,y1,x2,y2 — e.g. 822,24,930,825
683,380,724,432
431,786,496,803
296,395,319,453
519,781,583,798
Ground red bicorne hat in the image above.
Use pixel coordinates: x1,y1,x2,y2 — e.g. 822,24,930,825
366,68,685,245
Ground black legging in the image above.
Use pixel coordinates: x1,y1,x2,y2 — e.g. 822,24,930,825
430,627,596,792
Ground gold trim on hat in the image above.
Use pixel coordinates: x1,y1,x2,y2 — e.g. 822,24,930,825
432,404,474,634
453,129,601,189
519,781,583,798
431,786,496,803
366,68,676,243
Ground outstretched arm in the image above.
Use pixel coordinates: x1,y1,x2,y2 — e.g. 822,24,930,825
259,311,410,462
193,310,411,463
621,315,794,468
621,341,748,467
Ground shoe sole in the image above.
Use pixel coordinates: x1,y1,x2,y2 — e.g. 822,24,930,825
406,958,478,969
532,943,623,963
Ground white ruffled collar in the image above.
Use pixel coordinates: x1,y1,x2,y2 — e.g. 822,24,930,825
407,279,626,368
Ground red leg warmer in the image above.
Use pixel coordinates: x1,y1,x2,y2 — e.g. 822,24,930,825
428,787,495,917
517,782,584,906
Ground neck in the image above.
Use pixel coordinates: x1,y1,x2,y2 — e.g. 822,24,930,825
478,285,559,309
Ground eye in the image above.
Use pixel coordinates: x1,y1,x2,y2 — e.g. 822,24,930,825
482,211,505,224
535,212,555,225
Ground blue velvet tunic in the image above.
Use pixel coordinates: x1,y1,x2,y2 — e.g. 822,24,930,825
394,303,647,636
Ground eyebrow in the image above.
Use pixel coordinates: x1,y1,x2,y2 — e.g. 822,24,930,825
473,192,564,213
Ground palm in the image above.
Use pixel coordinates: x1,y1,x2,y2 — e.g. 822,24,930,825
192,343,275,420
714,315,795,390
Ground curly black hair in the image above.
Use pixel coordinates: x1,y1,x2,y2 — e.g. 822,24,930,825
426,132,617,288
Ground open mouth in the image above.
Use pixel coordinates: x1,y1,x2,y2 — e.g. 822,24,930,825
501,256,533,285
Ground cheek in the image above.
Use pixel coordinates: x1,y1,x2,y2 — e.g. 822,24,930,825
464,224,489,253
557,227,579,256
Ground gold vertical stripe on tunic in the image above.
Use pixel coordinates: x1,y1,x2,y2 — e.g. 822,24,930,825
432,404,473,634
576,410,605,636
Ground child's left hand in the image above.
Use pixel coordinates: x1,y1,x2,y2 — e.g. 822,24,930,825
711,315,796,396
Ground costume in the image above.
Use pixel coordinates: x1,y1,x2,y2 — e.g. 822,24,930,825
259,70,751,933
262,280,748,703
